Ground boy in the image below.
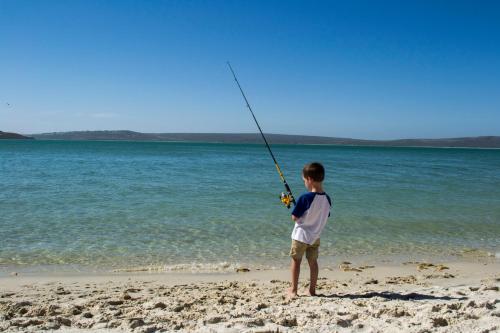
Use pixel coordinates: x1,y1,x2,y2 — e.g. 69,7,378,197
288,162,331,298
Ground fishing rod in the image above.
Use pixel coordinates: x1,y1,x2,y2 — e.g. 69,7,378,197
227,62,296,209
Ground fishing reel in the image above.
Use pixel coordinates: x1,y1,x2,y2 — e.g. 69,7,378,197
280,192,294,209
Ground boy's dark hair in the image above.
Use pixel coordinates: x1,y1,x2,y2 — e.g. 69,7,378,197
302,162,325,182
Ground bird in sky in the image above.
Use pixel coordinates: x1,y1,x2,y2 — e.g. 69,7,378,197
1,101,12,109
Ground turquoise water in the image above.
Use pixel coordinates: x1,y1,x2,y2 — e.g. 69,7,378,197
1,140,499,273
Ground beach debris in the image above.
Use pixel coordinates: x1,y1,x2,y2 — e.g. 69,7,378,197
483,286,499,292
82,312,93,318
278,316,298,327
431,317,448,327
386,275,417,284
70,305,83,315
353,301,366,307
9,318,44,328
55,287,71,295
153,302,167,309
236,267,250,273
336,318,352,327
424,272,455,279
10,272,18,276
467,300,477,308
129,318,145,329
45,304,62,316
391,307,409,317
364,279,378,285
205,316,224,324
339,263,350,270
436,264,449,271
339,262,364,272
447,303,462,310
359,265,375,269
256,303,268,310
459,248,491,258
406,262,451,273
55,316,71,326
431,304,441,312
343,267,362,272
417,263,435,271
112,267,150,273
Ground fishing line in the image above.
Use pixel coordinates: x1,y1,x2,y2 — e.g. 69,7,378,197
227,62,296,208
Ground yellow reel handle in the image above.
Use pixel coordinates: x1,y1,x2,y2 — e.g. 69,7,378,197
280,192,293,209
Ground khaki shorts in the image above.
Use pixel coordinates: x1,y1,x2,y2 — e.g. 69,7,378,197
289,239,320,260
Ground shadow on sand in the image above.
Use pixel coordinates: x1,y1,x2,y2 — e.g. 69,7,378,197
318,291,467,301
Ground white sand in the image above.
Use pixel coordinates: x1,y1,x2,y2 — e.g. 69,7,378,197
1,261,499,332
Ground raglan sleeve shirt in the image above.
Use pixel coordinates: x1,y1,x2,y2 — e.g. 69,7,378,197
291,192,332,244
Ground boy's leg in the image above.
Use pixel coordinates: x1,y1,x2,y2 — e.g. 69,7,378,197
307,258,319,296
305,239,320,296
289,240,307,297
289,257,301,296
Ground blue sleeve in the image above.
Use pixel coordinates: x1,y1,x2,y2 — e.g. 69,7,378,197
326,194,332,206
291,193,315,218
326,194,332,217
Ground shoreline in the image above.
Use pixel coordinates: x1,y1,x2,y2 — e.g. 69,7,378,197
1,261,499,332
1,251,497,277
2,261,498,288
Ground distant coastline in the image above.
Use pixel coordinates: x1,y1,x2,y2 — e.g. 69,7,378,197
0,131,33,140
22,130,500,148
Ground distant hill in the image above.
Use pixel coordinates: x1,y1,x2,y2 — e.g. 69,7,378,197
0,131,33,139
30,130,500,148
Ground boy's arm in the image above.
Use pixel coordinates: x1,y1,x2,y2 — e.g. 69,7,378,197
291,194,307,223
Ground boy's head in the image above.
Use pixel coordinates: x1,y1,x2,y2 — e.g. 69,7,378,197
302,162,325,183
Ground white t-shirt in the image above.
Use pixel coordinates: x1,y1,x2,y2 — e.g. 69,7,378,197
291,192,331,245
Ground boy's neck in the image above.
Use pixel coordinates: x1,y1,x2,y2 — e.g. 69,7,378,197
309,182,324,193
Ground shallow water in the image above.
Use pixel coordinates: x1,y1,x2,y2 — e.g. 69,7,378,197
1,140,499,273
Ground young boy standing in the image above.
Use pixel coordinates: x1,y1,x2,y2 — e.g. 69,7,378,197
289,162,331,298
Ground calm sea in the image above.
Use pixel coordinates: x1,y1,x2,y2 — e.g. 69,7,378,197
1,140,499,274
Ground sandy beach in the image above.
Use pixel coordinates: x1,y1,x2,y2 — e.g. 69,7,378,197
1,261,499,332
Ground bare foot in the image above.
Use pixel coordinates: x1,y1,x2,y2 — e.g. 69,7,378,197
286,288,298,300
307,290,317,296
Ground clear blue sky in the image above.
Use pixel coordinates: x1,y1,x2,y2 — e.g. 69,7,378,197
1,0,499,139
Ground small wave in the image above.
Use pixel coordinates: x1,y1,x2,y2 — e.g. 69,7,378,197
111,262,248,273
458,248,492,258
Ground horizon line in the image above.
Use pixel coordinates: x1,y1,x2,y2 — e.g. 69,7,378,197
25,130,500,142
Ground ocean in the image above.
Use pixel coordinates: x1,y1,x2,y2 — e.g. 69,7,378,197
1,140,499,274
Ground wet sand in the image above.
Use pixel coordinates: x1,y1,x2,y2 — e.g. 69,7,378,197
1,261,499,332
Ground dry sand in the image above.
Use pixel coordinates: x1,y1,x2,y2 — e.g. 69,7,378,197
1,261,499,332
